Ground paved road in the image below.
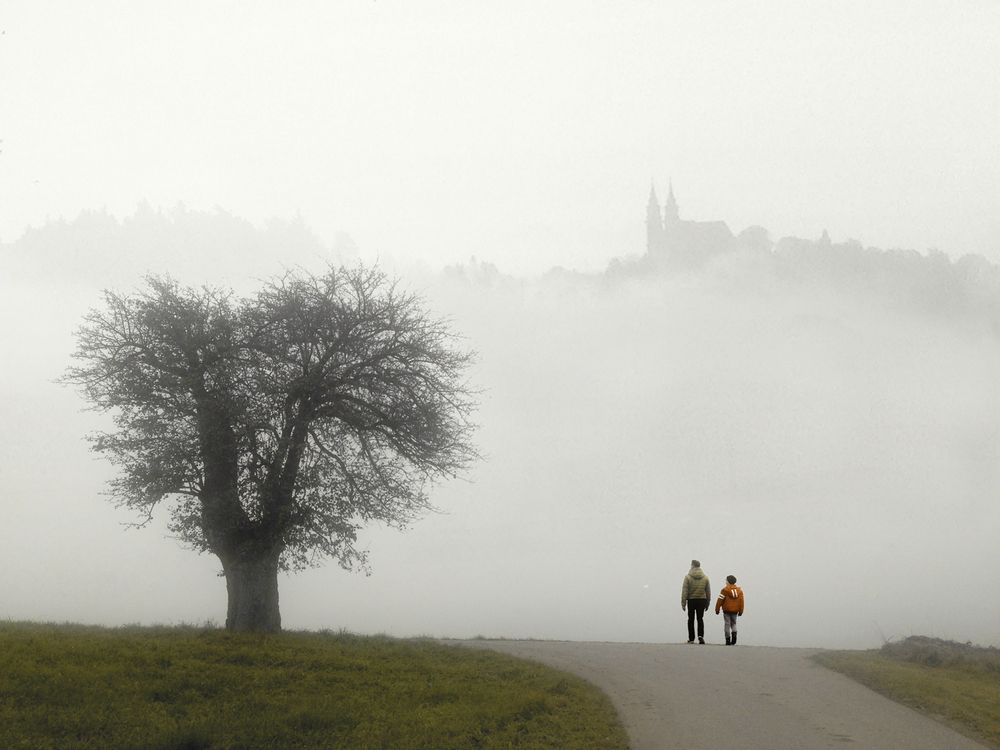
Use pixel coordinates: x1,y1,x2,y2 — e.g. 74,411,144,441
456,640,989,749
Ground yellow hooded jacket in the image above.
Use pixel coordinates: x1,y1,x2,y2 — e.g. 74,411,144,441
681,566,711,604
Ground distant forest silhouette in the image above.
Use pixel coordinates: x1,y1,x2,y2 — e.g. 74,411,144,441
4,196,1000,325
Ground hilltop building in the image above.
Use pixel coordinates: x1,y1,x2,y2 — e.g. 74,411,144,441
645,182,735,267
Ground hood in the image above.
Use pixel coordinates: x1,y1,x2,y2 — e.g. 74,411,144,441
688,567,705,579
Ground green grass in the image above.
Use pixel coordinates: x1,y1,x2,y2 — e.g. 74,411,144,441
814,636,1000,749
0,621,629,750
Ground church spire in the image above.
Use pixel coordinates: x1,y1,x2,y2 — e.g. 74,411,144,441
647,182,663,254
663,180,679,225
647,182,661,217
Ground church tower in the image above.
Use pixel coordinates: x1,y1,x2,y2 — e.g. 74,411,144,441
642,179,735,266
646,183,664,254
663,180,680,226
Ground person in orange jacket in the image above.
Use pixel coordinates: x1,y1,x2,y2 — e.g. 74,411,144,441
715,574,745,645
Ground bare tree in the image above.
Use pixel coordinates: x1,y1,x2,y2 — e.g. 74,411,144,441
66,266,477,631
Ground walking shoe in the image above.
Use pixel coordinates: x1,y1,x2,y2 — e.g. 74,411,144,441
725,636,731,645
686,639,695,644
698,637,705,645
731,632,737,645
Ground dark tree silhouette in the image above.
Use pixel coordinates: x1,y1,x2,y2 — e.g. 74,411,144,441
66,266,477,631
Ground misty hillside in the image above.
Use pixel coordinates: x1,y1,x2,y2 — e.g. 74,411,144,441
0,205,346,288
2,208,999,649
5,205,1000,319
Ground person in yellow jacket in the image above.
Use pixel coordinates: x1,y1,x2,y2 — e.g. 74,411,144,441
715,574,745,645
681,559,711,644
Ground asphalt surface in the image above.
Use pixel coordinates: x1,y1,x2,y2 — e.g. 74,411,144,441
454,640,990,749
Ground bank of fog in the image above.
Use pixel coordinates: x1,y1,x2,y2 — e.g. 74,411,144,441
4,262,997,649
297,270,1000,649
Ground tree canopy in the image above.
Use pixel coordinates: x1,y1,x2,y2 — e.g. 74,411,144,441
66,265,477,629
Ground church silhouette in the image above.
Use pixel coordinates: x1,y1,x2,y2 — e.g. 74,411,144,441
645,182,735,266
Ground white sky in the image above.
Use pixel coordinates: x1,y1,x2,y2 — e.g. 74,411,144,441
3,1,999,274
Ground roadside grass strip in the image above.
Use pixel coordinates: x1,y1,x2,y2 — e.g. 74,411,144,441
814,636,1000,749
0,622,629,750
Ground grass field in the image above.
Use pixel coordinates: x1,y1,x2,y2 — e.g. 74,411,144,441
814,636,1000,749
0,622,629,750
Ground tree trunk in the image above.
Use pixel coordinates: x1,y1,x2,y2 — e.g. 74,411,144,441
221,550,282,632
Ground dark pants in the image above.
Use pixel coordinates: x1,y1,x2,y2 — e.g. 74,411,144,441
686,599,708,641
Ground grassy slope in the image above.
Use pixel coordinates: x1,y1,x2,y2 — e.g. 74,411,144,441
814,636,1000,749
0,622,629,750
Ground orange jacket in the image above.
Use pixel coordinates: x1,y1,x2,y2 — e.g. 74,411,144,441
715,583,744,615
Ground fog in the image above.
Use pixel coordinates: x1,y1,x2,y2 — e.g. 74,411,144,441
3,210,1000,649
3,2,1000,649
